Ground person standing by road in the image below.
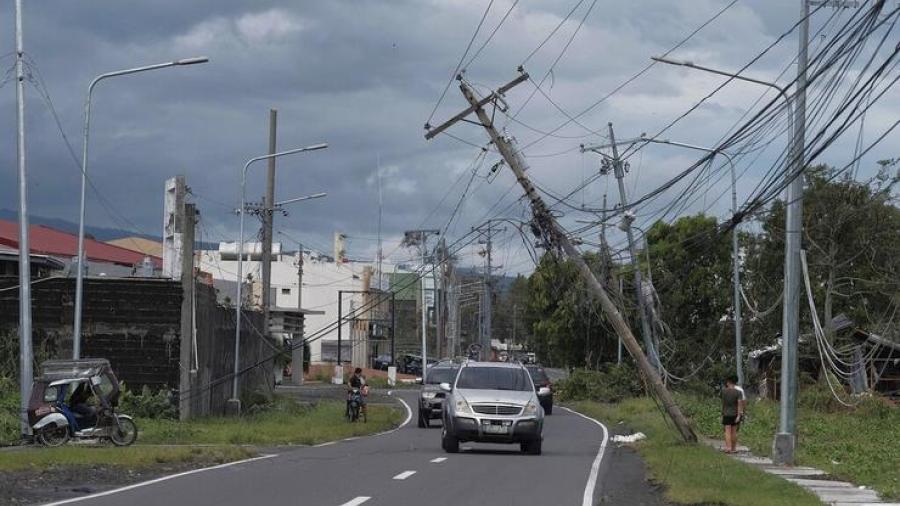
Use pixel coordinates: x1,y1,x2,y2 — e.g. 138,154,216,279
721,375,744,453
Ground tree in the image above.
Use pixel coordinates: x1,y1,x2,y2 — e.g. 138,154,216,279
744,163,899,346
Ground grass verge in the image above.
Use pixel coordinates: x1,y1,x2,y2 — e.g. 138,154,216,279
571,399,822,506
677,393,900,500
0,445,255,471
139,398,404,446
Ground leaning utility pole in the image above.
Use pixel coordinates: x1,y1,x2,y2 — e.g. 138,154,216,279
261,109,278,340
14,0,33,438
607,123,660,371
425,71,696,442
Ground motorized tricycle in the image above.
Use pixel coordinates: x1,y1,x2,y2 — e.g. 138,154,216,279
28,359,137,447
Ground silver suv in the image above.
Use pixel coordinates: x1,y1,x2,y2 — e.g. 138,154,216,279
440,361,547,455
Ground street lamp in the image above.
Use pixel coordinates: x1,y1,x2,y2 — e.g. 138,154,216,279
653,55,804,458
72,56,210,359
585,135,744,384
230,143,328,414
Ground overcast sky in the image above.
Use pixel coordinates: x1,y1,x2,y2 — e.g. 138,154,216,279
1,1,896,275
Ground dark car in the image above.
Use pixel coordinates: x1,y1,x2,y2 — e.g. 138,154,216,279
417,363,458,428
525,365,553,415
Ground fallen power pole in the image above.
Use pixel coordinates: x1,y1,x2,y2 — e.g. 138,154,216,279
425,70,697,442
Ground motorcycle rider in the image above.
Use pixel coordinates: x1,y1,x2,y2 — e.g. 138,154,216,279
68,382,97,426
347,368,368,420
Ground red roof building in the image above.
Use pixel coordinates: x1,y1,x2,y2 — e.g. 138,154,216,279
0,219,162,268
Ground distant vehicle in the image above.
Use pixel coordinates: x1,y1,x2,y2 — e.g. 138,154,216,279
29,359,137,447
440,361,547,455
373,354,393,371
525,365,553,415
417,362,459,428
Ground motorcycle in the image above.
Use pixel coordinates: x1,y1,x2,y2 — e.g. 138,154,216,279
29,359,138,447
346,388,366,423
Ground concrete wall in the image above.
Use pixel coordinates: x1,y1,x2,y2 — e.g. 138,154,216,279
0,277,271,417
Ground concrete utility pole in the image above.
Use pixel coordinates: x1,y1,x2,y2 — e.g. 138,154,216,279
179,203,196,420
774,0,812,466
598,194,623,365
584,136,744,384
261,109,278,343
403,229,440,381
482,225,493,353
607,124,660,371
14,0,33,438
293,244,304,386
426,72,697,442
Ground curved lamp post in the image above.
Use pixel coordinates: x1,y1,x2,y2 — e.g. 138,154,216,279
229,143,328,413
73,57,209,359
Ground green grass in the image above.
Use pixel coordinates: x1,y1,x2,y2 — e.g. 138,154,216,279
0,445,256,471
678,393,900,500
138,399,404,446
571,399,822,506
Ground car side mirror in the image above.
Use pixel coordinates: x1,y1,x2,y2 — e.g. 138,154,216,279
538,387,551,396
439,382,452,392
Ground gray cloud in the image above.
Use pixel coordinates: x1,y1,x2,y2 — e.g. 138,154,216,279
0,1,894,274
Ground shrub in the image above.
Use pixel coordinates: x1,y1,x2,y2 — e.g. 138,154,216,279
119,384,178,420
0,377,20,445
556,365,644,402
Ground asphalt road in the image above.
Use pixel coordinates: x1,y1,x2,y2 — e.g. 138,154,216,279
42,391,662,506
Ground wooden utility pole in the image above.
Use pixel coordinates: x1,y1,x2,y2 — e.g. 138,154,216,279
426,71,696,442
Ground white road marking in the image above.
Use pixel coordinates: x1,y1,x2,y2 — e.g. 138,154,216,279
560,406,610,506
392,470,417,480
314,441,337,447
430,457,447,463
339,497,371,506
40,454,278,506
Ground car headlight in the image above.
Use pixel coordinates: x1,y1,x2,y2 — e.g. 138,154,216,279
422,391,438,399
454,397,472,414
523,401,539,415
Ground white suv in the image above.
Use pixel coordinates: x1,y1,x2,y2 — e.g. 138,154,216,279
440,361,547,455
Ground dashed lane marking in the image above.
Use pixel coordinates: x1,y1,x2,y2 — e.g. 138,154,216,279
430,457,447,463
392,470,417,480
339,497,371,506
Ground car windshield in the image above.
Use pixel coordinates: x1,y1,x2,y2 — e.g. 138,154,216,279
426,367,457,384
455,367,533,391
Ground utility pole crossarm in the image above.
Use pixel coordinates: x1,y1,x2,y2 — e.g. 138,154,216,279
424,72,529,140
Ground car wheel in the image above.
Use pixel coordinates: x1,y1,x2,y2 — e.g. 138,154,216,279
522,438,542,455
417,409,427,428
441,427,459,453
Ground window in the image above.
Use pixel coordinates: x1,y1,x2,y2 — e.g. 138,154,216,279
281,288,291,295
425,367,458,385
455,367,533,391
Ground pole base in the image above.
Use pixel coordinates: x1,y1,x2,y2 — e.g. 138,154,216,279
772,432,796,465
225,398,242,417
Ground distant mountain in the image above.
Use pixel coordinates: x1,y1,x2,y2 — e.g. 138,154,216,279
0,209,215,250
0,208,157,242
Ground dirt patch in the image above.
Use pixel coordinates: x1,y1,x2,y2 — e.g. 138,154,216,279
0,461,213,505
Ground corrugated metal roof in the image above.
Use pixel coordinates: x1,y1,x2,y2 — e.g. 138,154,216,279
0,219,161,267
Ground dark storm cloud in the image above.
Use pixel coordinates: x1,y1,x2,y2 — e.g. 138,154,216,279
0,1,894,271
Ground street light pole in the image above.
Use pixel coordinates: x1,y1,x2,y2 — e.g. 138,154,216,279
229,143,328,415
72,56,209,359
653,55,803,463
14,0,33,438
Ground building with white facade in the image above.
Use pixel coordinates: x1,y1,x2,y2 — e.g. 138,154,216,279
198,242,409,365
